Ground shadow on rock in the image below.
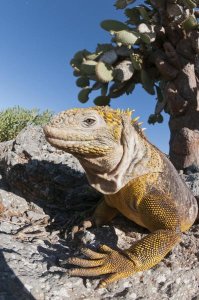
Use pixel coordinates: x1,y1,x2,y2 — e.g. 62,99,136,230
0,248,36,300
0,125,100,227
0,158,101,233
36,226,119,270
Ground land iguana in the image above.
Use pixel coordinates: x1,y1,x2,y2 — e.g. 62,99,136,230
43,106,198,288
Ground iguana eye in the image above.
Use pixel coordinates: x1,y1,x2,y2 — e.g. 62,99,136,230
83,118,96,126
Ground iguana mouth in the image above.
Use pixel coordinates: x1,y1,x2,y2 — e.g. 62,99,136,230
43,125,94,142
47,137,86,145
46,136,111,156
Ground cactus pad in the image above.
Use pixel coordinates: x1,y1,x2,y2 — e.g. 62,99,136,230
114,0,136,9
140,32,156,43
100,19,130,32
70,50,91,68
78,88,91,103
114,60,134,82
115,30,138,47
86,52,102,60
94,96,110,106
95,62,114,83
99,50,118,65
141,69,155,95
125,8,140,25
80,60,97,75
76,77,90,88
96,44,114,53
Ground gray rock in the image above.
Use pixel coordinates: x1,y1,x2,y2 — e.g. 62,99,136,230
182,173,199,198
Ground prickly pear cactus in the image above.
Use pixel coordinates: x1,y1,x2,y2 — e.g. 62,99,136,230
70,0,199,128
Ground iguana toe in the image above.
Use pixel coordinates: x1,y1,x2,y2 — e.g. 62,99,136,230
68,244,135,284
71,219,93,239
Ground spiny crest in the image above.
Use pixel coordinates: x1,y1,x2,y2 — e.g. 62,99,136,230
93,106,145,130
93,106,134,126
131,115,146,138
92,106,146,139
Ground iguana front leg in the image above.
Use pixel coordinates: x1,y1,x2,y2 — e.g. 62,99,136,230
71,199,118,236
68,191,181,288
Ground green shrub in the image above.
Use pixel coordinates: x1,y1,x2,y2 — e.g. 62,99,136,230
0,106,53,142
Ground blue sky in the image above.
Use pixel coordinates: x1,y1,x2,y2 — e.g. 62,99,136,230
0,0,170,152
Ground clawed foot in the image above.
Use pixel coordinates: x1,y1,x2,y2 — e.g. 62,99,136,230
67,244,136,288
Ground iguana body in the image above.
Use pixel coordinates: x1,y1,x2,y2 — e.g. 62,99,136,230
44,106,198,288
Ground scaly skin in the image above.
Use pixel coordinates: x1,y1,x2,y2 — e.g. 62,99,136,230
44,106,198,288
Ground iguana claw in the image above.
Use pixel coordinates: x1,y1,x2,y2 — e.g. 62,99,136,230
71,219,94,239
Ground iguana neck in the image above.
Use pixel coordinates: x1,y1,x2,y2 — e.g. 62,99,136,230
77,126,161,194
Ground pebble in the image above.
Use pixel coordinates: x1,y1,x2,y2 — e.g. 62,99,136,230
128,292,137,299
156,274,167,283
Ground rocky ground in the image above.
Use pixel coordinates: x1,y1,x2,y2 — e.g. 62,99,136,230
0,126,199,300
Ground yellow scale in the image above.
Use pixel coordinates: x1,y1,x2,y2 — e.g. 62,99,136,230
105,173,159,229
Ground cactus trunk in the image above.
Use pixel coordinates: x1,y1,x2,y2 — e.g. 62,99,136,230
161,41,199,170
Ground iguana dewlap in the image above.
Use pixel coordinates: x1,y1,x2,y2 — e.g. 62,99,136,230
44,106,198,288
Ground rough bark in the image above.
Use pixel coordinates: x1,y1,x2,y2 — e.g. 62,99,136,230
155,26,199,170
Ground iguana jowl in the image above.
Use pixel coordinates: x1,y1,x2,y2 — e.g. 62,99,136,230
44,106,198,288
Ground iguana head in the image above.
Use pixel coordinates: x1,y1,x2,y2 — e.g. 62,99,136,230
44,106,147,194
44,106,132,157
